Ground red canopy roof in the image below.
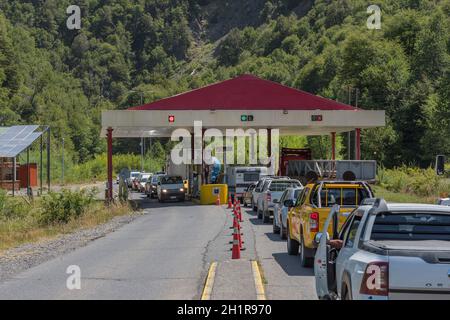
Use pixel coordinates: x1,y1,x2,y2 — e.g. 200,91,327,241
129,74,358,111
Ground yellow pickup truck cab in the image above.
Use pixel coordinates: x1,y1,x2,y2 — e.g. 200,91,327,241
287,181,374,267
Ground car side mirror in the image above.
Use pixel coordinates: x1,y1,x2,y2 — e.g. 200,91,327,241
284,199,294,207
273,199,279,204
314,232,329,245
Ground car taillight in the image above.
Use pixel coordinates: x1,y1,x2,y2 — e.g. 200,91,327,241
309,212,319,232
360,262,389,296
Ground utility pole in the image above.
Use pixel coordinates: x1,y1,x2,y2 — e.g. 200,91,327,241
61,138,65,185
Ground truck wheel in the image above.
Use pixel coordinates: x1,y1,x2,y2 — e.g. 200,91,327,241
300,236,313,268
273,216,280,234
263,209,270,223
287,225,299,255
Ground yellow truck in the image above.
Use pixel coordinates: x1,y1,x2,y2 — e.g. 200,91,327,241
286,181,374,267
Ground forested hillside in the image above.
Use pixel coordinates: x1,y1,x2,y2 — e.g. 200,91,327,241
0,0,449,168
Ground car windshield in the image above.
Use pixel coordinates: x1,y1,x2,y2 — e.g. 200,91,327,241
161,176,183,184
269,181,300,192
371,212,450,241
131,173,139,178
141,178,148,183
152,176,160,183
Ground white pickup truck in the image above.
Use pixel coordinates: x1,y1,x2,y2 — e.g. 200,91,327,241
315,200,450,300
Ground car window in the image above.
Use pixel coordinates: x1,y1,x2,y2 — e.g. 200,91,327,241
255,181,264,192
370,212,450,241
293,189,301,200
279,190,289,203
342,189,356,206
344,215,362,248
296,188,309,206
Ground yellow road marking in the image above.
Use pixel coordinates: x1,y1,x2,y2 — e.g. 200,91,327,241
251,260,266,300
201,261,218,300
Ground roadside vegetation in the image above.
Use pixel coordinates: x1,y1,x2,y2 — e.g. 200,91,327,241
0,1,448,170
0,189,133,253
375,166,450,204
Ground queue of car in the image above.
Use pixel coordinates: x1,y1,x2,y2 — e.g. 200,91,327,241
243,175,450,300
125,170,186,203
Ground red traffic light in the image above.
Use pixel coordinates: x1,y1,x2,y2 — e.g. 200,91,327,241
168,115,175,123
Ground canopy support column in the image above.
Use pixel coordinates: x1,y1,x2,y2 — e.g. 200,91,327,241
331,132,336,160
107,128,113,202
267,128,272,168
355,128,361,160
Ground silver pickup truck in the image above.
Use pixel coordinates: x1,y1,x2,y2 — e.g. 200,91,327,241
315,200,450,300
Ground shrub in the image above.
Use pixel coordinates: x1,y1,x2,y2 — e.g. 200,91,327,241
0,189,29,220
39,189,96,225
377,166,450,198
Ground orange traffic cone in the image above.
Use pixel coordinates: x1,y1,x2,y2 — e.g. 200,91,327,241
228,195,232,209
216,193,221,206
237,206,243,222
231,219,241,259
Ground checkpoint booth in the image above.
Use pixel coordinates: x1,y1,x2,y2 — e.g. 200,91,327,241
101,74,385,202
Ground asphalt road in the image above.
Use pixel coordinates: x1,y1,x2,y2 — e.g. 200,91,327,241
243,207,317,300
0,190,317,300
0,196,227,300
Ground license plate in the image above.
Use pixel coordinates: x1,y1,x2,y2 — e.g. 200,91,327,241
170,196,177,199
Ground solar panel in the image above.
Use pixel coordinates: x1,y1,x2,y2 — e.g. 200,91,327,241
0,126,43,157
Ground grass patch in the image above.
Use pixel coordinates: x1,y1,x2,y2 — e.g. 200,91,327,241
372,185,436,204
0,189,135,254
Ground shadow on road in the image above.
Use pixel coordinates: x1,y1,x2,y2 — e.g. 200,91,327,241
129,192,197,210
249,217,266,226
243,208,257,217
265,232,285,242
272,252,315,277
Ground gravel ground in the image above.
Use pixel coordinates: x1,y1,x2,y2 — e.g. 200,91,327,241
0,213,140,282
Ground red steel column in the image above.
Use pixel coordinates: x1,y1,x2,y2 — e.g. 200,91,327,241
355,128,361,160
107,128,113,202
267,128,272,168
331,132,336,160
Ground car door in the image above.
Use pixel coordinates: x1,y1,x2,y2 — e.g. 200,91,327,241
276,190,288,227
314,204,340,299
291,187,309,241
